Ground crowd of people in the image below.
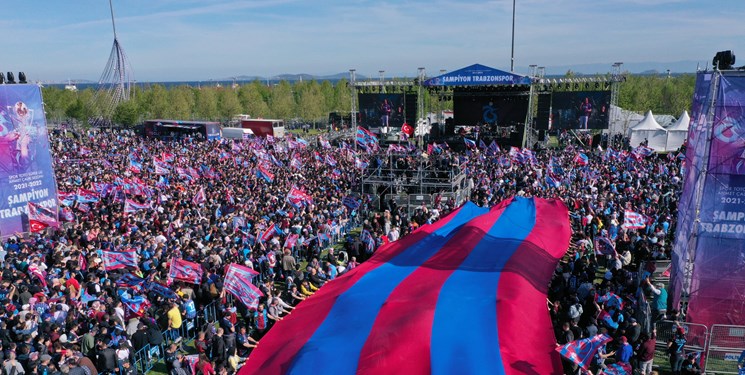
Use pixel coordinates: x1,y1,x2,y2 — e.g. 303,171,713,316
0,124,704,375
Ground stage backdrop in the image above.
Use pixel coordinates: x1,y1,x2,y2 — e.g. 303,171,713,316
453,92,529,127
549,91,611,130
358,93,416,130
671,71,745,327
0,84,58,236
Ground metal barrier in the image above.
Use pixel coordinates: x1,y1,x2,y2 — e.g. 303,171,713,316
705,324,745,374
133,344,154,374
654,320,709,369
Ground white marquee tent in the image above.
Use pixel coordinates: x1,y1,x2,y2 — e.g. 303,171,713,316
629,110,668,151
665,110,690,151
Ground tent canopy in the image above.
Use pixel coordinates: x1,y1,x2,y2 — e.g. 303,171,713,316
667,110,690,131
239,197,571,375
423,63,532,87
631,110,666,131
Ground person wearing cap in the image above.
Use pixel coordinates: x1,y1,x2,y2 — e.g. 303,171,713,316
668,325,687,375
644,277,668,322
616,335,633,364
37,354,55,375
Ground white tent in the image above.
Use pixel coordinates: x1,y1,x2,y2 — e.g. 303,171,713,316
608,105,644,135
665,110,690,151
629,110,668,151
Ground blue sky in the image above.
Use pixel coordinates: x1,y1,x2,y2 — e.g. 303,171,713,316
3,0,744,82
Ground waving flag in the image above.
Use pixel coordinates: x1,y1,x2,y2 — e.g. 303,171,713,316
290,157,303,170
595,237,617,256
119,292,150,317
59,207,75,222
76,188,100,203
546,175,561,189
598,310,619,329
27,202,58,232
603,362,632,375
342,195,361,210
145,281,180,300
154,163,169,175
117,274,146,291
354,157,369,169
284,234,299,249
325,155,338,167
58,191,76,207
257,164,275,183
320,138,332,149
259,225,276,243
287,185,313,207
488,140,500,155
123,199,150,213
224,264,263,309
632,145,655,158
574,153,589,166
129,160,143,174
240,197,570,375
28,264,47,287
596,291,623,309
102,250,138,271
356,126,378,151
622,210,646,229
556,334,613,371
464,137,477,149
192,187,206,206
169,258,203,284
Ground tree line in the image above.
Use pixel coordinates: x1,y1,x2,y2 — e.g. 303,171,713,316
40,73,696,127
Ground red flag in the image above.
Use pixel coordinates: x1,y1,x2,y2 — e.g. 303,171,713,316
27,202,58,232
401,122,414,137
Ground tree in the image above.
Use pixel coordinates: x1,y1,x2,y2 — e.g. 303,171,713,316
112,100,140,127
166,86,195,120
65,98,90,123
194,88,219,120
218,88,242,121
296,81,325,121
269,81,295,119
237,83,271,118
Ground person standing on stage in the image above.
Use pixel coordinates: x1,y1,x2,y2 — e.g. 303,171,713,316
579,97,593,130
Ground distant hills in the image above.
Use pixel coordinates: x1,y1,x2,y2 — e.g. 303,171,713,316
45,60,710,84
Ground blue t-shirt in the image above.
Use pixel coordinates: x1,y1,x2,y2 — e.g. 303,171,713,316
617,343,633,363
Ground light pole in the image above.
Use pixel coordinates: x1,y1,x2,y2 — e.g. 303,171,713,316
510,0,516,72
417,67,426,148
350,69,357,130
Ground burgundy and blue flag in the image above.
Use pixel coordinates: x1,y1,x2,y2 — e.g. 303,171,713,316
169,258,203,284
224,264,263,309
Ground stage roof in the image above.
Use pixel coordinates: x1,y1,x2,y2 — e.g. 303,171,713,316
423,63,532,87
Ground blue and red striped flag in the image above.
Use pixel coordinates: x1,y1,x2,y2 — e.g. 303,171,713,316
224,264,263,309
257,164,275,183
124,199,151,213
464,137,476,149
574,152,589,166
102,250,138,271
556,334,613,371
240,197,571,375
169,258,203,285
116,273,145,291
603,361,632,375
595,237,617,256
145,281,180,300
488,140,500,154
596,291,623,309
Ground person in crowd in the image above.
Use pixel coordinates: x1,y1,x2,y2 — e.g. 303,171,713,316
668,326,687,375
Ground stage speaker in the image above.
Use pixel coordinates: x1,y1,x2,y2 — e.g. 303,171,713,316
509,125,525,148
404,94,417,126
445,118,454,135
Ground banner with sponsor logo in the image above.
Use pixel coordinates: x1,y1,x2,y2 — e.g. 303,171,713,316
671,72,745,328
0,85,59,237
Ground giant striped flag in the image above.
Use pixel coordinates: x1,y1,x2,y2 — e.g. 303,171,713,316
622,210,646,229
556,334,613,371
603,362,632,375
224,264,263,309
239,197,570,375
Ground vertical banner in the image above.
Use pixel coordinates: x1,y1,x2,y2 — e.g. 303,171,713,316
673,72,745,327
0,85,58,236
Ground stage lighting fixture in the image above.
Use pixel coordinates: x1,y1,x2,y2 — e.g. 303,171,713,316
595,82,600,89
565,83,570,90
713,50,735,70
584,83,589,89
0,73,4,84
6,72,15,84
18,72,26,84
